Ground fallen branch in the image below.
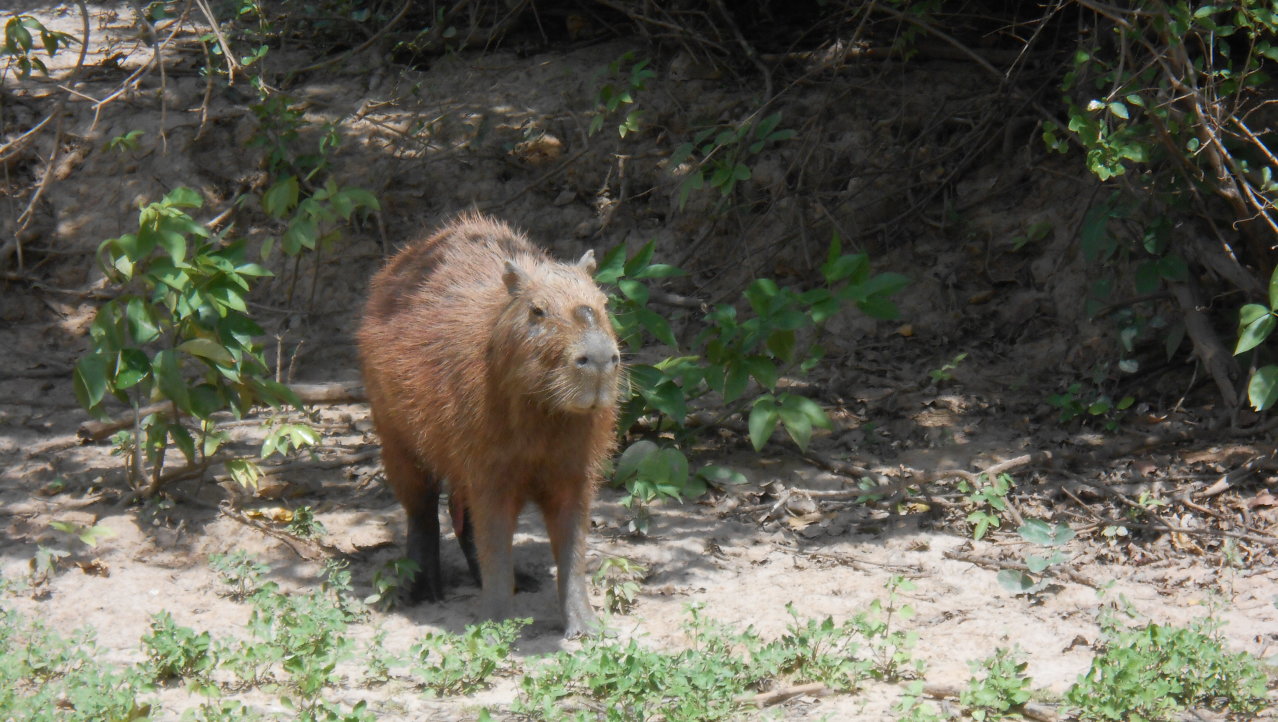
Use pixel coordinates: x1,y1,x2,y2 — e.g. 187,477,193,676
743,681,830,707
918,683,1062,722
943,550,1098,588
77,380,366,442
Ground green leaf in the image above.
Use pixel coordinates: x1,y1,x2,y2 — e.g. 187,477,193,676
618,279,650,305
748,397,779,451
696,465,747,488
636,307,677,348
723,361,749,403
1269,266,1278,310
595,244,628,285
623,241,656,277
225,458,261,490
742,355,778,391
114,349,151,390
74,353,110,411
125,298,160,344
178,338,236,365
643,380,687,421
1235,312,1276,355
188,383,224,419
169,423,196,463
262,176,299,219
152,349,190,411
997,569,1037,594
1080,202,1114,262
1108,101,1130,120
1248,365,1278,411
1025,555,1052,574
1017,519,1075,546
164,187,203,208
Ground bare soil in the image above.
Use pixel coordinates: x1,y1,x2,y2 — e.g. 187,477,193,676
2,4,1276,720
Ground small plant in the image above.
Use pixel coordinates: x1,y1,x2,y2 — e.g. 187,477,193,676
997,519,1075,597
141,611,217,686
1,14,75,79
48,520,117,549
960,647,1033,721
928,352,967,384
1065,613,1267,720
74,187,303,491
599,235,906,518
0,609,155,720
589,51,655,138
893,680,946,722
408,619,527,696
958,473,1013,541
592,556,647,615
28,545,68,588
364,557,420,610
209,550,271,601
361,627,398,686
854,575,923,682
767,603,869,691
670,112,796,209
286,505,327,539
1047,381,1135,431
1235,264,1278,410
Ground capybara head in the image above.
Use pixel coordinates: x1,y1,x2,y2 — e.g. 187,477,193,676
493,250,621,413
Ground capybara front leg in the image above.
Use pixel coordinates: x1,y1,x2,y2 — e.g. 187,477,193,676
472,493,519,623
544,494,600,638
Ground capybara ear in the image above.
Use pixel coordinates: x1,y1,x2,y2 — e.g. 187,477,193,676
503,260,529,295
576,249,596,275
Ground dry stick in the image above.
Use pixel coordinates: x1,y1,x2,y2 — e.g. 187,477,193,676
88,1,193,128
743,682,830,708
76,380,366,442
193,0,242,83
217,504,341,561
1170,277,1240,407
8,1,91,269
919,684,1062,722
943,550,1099,588
711,0,772,100
293,0,414,75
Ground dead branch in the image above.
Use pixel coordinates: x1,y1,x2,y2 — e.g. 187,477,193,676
293,0,413,75
744,682,830,707
76,380,366,442
1170,277,1240,408
943,550,1099,588
918,683,1062,722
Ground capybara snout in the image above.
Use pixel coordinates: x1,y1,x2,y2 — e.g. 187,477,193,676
357,212,620,638
496,253,621,414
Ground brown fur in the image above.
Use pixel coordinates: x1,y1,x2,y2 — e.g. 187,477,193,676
357,212,620,636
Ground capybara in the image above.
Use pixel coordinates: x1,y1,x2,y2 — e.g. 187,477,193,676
357,212,621,637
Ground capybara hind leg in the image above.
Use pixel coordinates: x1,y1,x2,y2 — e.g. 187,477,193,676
542,493,600,638
472,494,519,622
452,495,542,593
448,493,482,587
404,492,443,602
380,434,444,603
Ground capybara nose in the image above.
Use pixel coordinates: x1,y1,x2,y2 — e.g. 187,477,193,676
577,332,619,373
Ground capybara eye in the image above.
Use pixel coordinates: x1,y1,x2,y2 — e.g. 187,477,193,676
530,305,546,318
575,355,589,367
